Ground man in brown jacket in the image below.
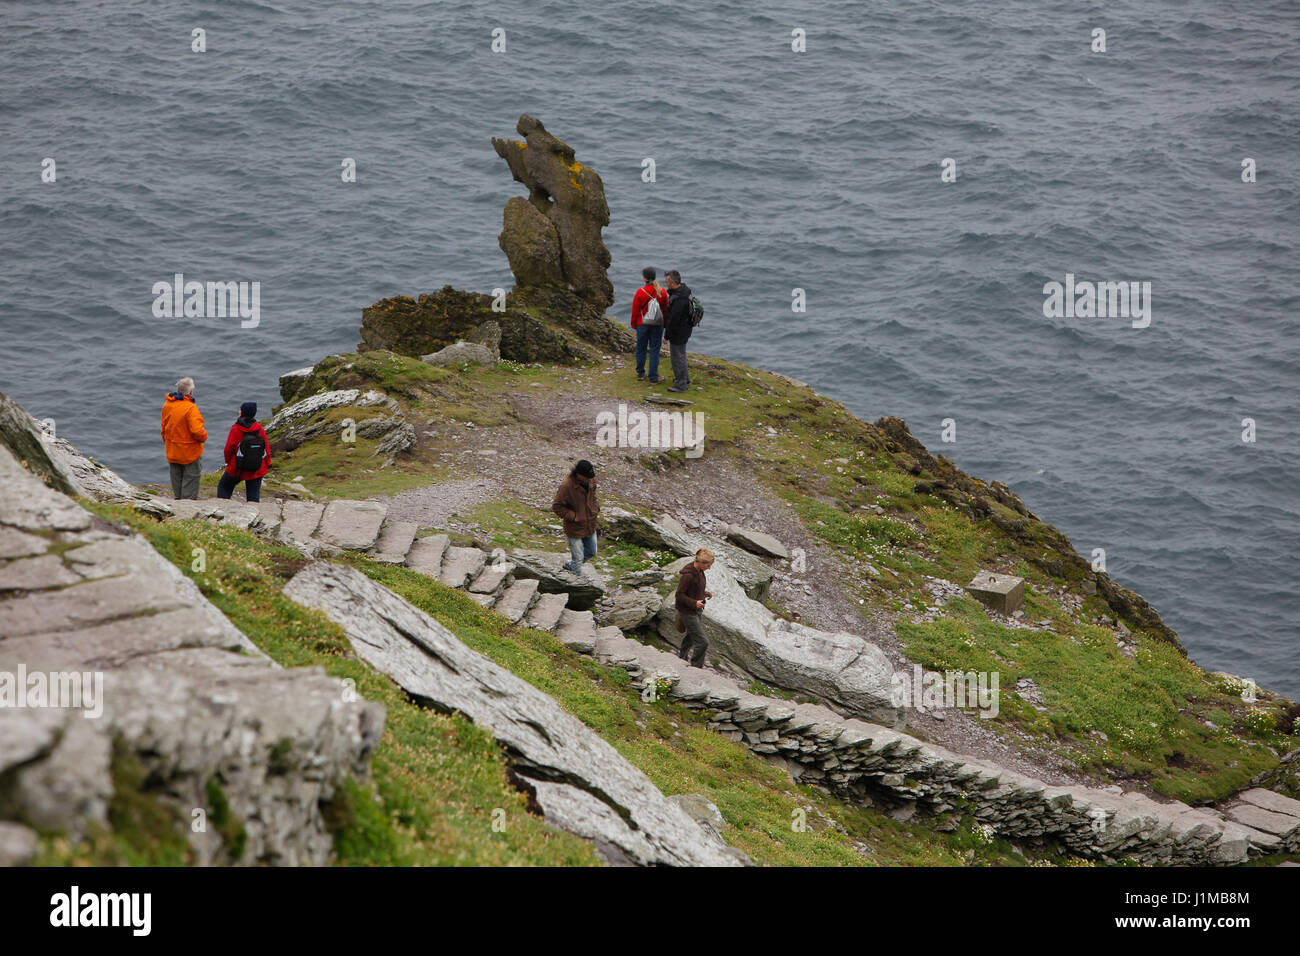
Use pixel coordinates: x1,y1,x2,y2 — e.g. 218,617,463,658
553,460,599,575
676,547,714,667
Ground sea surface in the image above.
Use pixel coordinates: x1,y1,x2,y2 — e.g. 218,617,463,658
2,1,1296,695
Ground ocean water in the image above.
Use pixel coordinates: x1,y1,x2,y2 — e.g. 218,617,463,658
1,1,1296,696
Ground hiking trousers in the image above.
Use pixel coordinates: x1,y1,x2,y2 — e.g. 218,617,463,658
169,461,202,500
678,612,708,667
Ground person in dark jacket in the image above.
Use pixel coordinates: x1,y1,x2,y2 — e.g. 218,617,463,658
675,547,715,667
552,460,599,575
663,270,694,393
217,402,270,502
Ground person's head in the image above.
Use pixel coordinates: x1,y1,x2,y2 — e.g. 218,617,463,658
693,547,714,570
573,459,595,480
665,269,681,290
641,266,657,285
176,377,195,398
239,401,257,421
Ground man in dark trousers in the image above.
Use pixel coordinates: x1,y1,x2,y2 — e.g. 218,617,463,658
552,459,599,575
663,270,694,392
675,547,715,667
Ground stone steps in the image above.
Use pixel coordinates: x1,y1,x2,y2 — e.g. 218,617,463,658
555,608,597,654
438,546,487,589
524,593,569,632
495,579,541,624
370,520,418,564
469,561,514,594
405,533,449,575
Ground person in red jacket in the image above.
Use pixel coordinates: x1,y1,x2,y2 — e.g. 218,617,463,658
630,266,670,383
217,402,270,502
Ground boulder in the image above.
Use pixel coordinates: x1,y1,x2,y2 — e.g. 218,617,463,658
265,389,393,435
466,320,503,361
597,587,663,631
283,561,740,867
602,507,773,601
491,115,614,309
278,365,316,403
507,549,606,610
726,524,790,560
0,389,79,496
0,822,38,866
654,561,901,724
421,340,497,369
316,499,388,551
0,440,384,864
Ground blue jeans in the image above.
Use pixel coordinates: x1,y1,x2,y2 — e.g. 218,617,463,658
564,534,597,573
217,472,263,503
635,324,663,379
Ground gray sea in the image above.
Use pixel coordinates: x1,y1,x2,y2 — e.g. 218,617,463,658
1,1,1296,695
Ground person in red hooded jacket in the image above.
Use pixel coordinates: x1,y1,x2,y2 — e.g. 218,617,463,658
217,402,270,502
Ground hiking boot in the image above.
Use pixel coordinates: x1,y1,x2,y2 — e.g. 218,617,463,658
667,384,687,393
636,371,645,380
647,376,662,385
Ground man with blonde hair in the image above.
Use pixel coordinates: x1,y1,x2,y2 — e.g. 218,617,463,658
160,376,207,499
675,547,714,667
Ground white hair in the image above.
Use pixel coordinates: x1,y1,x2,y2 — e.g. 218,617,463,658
176,377,195,396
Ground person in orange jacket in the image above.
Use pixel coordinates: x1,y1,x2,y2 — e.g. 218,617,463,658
160,377,207,499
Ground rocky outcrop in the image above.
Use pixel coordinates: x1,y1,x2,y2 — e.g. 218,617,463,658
654,561,901,725
491,114,614,309
508,548,606,610
0,442,385,865
283,561,742,867
601,507,774,601
0,389,79,496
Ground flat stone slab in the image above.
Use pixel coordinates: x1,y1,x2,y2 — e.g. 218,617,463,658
283,560,739,867
1237,787,1300,819
524,592,569,632
495,579,540,624
405,534,449,575
966,571,1025,616
281,500,325,541
555,608,597,654
371,520,418,564
508,549,605,610
438,546,487,588
469,561,514,594
726,524,789,560
316,499,388,551
1224,802,1300,839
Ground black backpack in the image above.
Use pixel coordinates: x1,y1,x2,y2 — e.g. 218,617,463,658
689,295,704,326
235,430,266,471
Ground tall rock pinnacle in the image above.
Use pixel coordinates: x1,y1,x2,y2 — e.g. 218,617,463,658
492,115,614,310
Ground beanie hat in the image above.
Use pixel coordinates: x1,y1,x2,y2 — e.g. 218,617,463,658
575,459,595,479
240,402,257,420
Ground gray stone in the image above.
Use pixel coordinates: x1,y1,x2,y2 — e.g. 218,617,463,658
966,571,1025,616
524,592,569,632
468,561,515,594
278,365,316,402
555,608,597,653
725,524,790,560
374,421,416,458
265,389,393,434
0,388,80,496
0,440,384,864
316,499,388,551
0,821,39,866
508,549,606,610
494,578,540,624
655,561,901,725
597,587,662,631
371,520,418,564
281,499,325,542
438,546,487,588
283,561,739,866
421,341,497,369
405,534,449,575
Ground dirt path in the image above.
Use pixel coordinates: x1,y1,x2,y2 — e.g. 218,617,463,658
377,376,1094,790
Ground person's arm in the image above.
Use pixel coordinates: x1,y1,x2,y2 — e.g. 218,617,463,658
224,426,239,464
190,406,208,444
674,572,696,614
551,485,576,522
630,287,645,326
